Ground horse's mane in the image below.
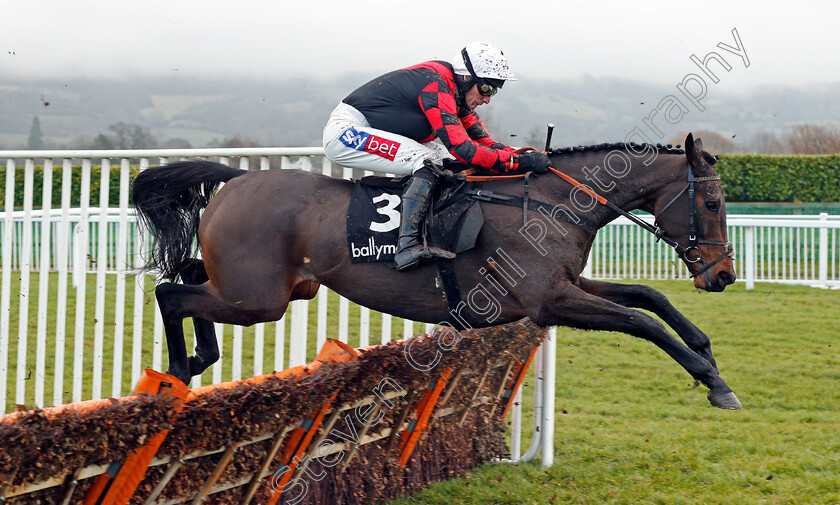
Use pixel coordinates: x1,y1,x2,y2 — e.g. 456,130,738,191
548,142,718,166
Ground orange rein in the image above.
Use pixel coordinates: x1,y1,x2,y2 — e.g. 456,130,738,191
460,166,608,206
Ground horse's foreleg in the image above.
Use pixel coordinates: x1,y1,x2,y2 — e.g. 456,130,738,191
576,277,718,370
537,283,740,409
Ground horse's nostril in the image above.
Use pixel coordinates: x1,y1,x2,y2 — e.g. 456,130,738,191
717,270,733,285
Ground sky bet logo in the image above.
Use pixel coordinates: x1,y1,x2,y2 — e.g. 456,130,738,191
339,127,400,161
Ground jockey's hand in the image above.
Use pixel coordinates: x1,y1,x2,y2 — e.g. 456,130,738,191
439,168,456,184
516,151,551,173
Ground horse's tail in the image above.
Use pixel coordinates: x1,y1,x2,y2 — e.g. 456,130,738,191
132,160,247,282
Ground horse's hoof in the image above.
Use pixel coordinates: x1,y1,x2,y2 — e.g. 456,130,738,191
708,391,742,410
165,368,191,386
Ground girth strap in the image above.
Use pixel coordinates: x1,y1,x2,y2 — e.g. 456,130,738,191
436,259,484,331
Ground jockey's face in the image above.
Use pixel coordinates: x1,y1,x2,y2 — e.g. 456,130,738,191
465,84,492,111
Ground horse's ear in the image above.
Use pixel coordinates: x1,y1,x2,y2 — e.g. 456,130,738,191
684,132,705,168
684,132,704,152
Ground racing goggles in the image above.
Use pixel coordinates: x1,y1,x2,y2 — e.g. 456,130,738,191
476,78,504,97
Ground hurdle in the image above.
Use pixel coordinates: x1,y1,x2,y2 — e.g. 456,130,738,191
0,319,546,505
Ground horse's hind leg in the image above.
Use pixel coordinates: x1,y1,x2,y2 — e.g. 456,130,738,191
155,283,193,384
177,259,219,377
155,280,288,385
576,277,719,370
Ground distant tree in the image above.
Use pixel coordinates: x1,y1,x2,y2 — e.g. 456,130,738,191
105,122,157,149
67,135,94,149
161,138,192,149
783,123,840,154
92,133,115,150
75,123,157,150
746,131,786,154
27,116,44,150
667,129,737,153
207,134,261,148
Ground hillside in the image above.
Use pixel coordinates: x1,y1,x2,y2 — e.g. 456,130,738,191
1,76,838,151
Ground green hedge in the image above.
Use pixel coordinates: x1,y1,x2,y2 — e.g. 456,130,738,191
0,164,140,209
1,155,838,208
716,154,840,203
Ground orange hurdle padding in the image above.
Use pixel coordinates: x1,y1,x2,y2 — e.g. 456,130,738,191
265,339,360,505
83,369,189,505
398,368,453,467
185,339,358,402
501,346,539,419
266,392,338,505
84,340,358,505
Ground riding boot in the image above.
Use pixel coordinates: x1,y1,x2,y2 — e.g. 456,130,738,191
394,165,456,271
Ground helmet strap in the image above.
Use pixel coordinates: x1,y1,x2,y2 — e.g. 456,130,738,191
461,48,481,82
454,74,475,97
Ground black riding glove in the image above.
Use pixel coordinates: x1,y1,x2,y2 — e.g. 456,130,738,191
516,151,551,173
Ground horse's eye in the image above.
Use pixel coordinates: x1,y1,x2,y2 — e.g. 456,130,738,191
705,201,720,212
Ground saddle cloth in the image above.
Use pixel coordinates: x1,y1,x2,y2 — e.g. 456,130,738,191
346,175,483,265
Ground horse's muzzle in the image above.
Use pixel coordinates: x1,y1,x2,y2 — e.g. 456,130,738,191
694,264,736,292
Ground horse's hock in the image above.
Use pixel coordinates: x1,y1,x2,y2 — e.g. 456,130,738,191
0,319,545,505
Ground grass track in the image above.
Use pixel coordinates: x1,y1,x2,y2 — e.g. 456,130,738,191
383,281,840,505
1,277,838,504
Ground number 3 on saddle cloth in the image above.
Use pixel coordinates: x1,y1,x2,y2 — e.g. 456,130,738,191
346,175,484,267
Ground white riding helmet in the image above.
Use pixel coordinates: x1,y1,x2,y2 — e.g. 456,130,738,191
451,41,517,81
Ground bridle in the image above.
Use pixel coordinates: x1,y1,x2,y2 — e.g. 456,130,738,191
460,160,734,279
652,165,734,278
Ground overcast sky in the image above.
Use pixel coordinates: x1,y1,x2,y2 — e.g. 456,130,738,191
2,0,838,92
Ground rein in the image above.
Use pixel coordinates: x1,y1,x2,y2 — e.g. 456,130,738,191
458,165,733,279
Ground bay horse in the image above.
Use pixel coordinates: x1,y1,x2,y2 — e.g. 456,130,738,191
133,133,741,409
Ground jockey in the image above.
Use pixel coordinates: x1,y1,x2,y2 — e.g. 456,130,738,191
323,41,551,270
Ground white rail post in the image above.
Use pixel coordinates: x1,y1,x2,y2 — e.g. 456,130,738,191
289,300,309,366
818,213,828,288
316,286,329,351
54,159,73,406
380,314,392,344
131,159,149,387
540,326,556,467
0,160,14,411
510,385,523,460
744,226,756,290
338,297,349,343
360,308,370,347
35,159,54,408
232,325,243,381
516,338,544,464
92,159,110,400
72,160,91,402
15,159,34,407
112,159,130,397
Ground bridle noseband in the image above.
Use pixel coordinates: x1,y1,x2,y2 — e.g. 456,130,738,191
652,166,734,278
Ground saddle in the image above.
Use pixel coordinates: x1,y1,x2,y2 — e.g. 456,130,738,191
346,174,484,266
